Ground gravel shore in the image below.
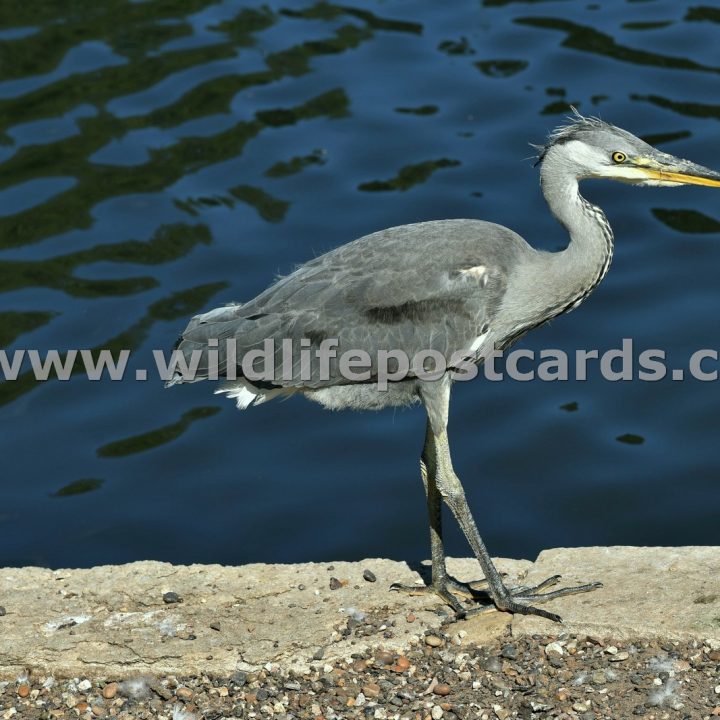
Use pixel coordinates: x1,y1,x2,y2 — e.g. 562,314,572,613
2,631,719,720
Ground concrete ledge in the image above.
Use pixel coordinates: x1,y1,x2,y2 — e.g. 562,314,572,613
0,547,718,679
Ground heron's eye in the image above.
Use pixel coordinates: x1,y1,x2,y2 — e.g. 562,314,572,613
612,151,627,164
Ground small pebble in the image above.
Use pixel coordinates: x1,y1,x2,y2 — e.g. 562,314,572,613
362,569,376,582
102,683,118,699
329,577,342,590
500,644,518,660
609,651,630,662
77,679,92,692
231,671,247,687
0,606,6,617
545,641,564,656
431,706,443,720
425,634,443,647
433,683,451,696
392,655,410,672
17,684,30,698
406,613,416,623
175,686,193,700
149,681,173,701
375,650,395,665
162,591,181,604
313,647,325,661
363,682,380,698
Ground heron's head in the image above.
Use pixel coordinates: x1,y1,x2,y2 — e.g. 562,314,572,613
536,110,720,188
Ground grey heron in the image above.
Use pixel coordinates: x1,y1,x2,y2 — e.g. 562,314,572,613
167,113,720,622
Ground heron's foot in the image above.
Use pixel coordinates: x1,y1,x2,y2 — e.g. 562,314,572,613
390,574,502,616
393,574,601,624
461,574,603,624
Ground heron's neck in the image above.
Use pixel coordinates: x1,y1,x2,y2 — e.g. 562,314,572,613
537,166,614,317
498,165,614,347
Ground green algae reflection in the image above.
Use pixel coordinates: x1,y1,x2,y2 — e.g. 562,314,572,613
52,478,103,497
652,209,720,234
358,159,460,192
0,311,57,347
265,150,327,178
616,433,645,446
515,17,720,75
0,223,211,299
97,406,221,458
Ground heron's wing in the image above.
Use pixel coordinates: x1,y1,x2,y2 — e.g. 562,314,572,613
172,220,524,387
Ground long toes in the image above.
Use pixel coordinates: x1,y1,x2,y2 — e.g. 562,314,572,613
496,574,565,599
445,577,489,598
517,580,603,603
501,599,563,623
512,578,602,603
513,574,563,595
448,602,497,622
390,581,467,615
390,582,432,596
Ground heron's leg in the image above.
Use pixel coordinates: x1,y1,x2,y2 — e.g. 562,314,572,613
433,428,601,623
391,422,498,613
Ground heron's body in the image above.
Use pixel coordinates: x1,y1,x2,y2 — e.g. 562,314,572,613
168,113,720,621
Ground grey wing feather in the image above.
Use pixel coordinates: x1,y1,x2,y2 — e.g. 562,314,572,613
169,219,525,388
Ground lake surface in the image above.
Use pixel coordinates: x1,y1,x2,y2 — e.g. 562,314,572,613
1,0,719,569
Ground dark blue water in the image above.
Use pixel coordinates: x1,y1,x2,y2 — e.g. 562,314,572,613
1,0,719,569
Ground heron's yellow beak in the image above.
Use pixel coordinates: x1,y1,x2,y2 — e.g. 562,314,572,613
628,154,720,187
640,167,720,187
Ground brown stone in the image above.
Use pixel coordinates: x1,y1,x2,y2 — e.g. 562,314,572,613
102,684,118,700
375,649,395,665
17,683,30,698
175,687,193,700
433,683,451,696
362,683,381,698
